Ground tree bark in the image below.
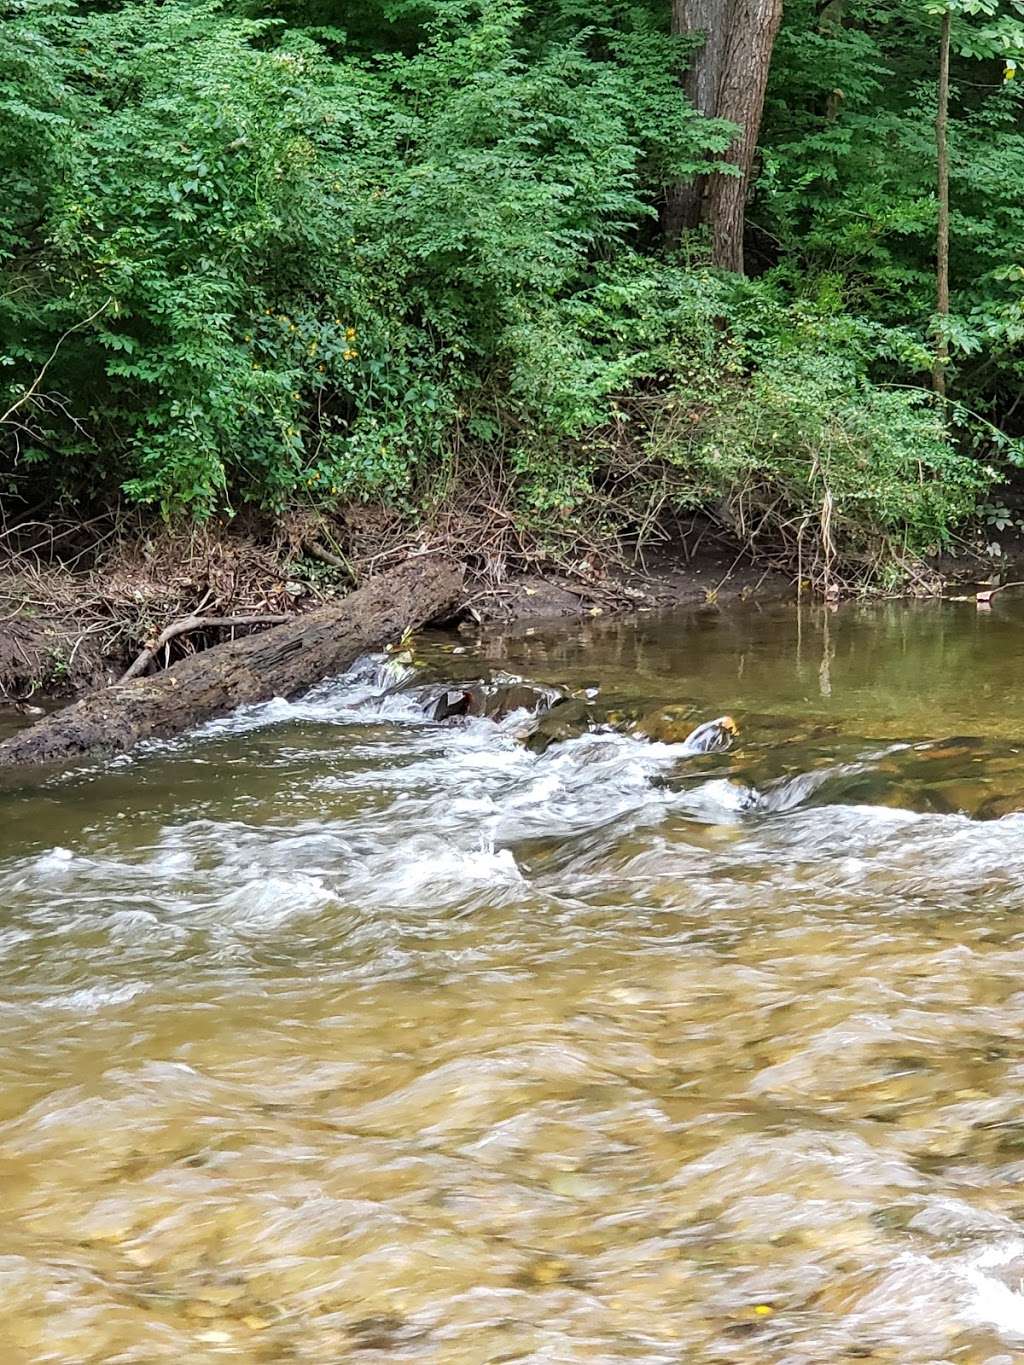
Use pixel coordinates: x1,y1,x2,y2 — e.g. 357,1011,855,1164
667,0,783,272
666,0,731,236
932,7,951,398
0,556,464,769
705,0,784,272
119,614,292,683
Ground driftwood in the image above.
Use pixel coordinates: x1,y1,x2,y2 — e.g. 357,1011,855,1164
0,556,463,768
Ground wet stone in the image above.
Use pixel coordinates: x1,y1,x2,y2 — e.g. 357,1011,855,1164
516,1258,572,1288
523,698,594,753
869,1205,918,1232
634,704,701,744
974,791,1024,819
346,1313,423,1351
476,681,560,720
430,688,476,722
425,678,563,724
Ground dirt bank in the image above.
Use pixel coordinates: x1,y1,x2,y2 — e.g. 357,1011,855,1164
0,518,797,704
4,507,1000,707
470,549,793,625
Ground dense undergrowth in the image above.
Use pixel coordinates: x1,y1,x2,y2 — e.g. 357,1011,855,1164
2,0,1023,588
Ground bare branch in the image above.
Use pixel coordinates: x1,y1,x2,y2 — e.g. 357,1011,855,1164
1,298,113,427
120,613,291,683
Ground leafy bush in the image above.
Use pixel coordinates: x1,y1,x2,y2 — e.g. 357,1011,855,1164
1,0,729,516
577,275,991,583
759,0,1024,418
0,0,1012,585
673,354,987,582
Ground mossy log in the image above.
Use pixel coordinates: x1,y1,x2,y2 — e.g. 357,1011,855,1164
0,556,463,768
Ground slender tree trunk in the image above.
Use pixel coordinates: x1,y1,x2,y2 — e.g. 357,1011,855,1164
932,7,951,397
666,0,731,236
704,0,784,272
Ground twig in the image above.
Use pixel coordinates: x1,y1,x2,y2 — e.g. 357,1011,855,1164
119,613,291,683
304,540,352,574
1,299,112,427
974,581,1024,605
712,547,749,598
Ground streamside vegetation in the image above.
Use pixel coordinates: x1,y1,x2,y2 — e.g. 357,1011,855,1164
2,0,1024,588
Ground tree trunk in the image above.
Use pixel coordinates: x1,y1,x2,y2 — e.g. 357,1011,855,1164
667,0,783,272
666,0,731,236
932,7,951,397
705,0,784,272
0,556,463,770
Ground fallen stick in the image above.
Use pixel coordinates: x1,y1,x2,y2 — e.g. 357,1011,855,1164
975,580,1024,605
0,556,463,768
304,540,352,573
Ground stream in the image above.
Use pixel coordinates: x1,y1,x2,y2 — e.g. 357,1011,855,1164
3,598,1024,1363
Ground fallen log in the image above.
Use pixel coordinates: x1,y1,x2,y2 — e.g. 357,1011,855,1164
0,556,463,768
120,613,294,683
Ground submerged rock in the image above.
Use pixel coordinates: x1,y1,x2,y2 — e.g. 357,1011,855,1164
477,680,560,720
418,666,741,764
973,790,1024,820
426,677,561,724
523,697,594,754
634,708,738,753
430,688,475,721
633,704,700,744
680,715,739,753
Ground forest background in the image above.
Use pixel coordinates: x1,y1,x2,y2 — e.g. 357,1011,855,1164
3,0,1024,591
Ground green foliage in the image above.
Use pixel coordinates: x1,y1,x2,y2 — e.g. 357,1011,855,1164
0,0,1017,583
618,278,990,578
759,0,1024,417
1,0,727,517
681,345,986,573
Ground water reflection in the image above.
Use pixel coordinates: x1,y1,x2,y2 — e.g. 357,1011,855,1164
2,599,1024,1361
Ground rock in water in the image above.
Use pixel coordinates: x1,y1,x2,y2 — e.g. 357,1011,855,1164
681,715,739,753
634,704,701,744
477,681,559,721
430,688,476,721
426,678,561,724
523,698,594,755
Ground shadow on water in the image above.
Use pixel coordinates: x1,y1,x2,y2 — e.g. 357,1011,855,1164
4,597,1024,1360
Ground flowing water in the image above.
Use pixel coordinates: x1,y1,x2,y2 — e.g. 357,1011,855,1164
5,599,1024,1363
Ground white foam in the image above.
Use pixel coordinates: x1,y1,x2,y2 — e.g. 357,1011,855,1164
959,1238,1024,1338
33,847,75,873
204,873,336,928
35,982,147,1012
345,840,524,908
174,653,424,741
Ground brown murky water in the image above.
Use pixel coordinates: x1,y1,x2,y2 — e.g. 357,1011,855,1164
4,599,1024,1363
